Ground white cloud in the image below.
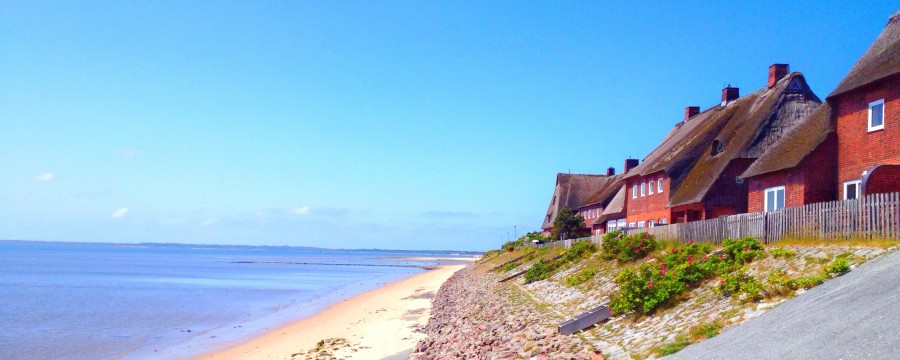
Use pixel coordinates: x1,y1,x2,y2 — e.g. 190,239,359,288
34,173,55,182
201,218,218,226
111,208,129,219
292,206,312,215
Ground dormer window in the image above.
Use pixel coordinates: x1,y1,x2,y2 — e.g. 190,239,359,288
711,139,724,156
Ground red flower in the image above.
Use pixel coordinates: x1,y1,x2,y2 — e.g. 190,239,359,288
744,247,750,251
647,281,653,287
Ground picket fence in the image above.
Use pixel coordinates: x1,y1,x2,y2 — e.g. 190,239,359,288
625,192,900,245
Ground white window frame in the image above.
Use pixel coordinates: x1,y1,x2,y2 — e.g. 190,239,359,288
659,218,668,225
657,178,663,193
648,220,656,227
617,219,626,228
628,222,636,228
868,99,885,132
844,180,862,200
637,221,646,228
764,186,786,213
640,182,646,197
648,181,654,195
632,185,638,199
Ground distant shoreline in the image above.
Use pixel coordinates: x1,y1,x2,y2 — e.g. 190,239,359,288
196,259,475,360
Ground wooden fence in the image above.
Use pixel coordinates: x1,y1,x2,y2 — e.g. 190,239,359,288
626,192,900,244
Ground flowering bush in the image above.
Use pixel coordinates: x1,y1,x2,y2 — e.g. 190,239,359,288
564,240,598,263
602,231,657,262
715,272,764,302
722,237,765,264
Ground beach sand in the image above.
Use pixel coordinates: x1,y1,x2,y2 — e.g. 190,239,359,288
197,262,470,360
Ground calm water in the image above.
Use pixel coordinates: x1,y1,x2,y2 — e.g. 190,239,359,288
0,241,468,359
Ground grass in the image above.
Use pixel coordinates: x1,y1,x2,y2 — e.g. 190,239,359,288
689,321,723,340
655,335,692,356
774,237,898,249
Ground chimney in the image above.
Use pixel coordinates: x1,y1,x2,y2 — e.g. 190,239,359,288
768,64,789,88
606,167,615,176
721,85,739,106
624,158,639,173
684,106,700,120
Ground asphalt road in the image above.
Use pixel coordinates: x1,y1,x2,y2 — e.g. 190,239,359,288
665,249,900,360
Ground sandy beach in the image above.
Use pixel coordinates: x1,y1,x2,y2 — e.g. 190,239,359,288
197,261,470,360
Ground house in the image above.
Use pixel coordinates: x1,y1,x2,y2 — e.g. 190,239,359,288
830,11,900,199
541,171,620,237
622,64,822,227
741,103,838,212
576,166,630,235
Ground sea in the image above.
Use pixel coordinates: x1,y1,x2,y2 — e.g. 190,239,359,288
0,240,476,360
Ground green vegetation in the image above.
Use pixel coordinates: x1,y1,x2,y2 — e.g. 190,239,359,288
610,237,769,314
524,240,597,283
551,208,586,240
566,268,598,287
825,256,851,276
769,247,796,258
766,269,824,297
689,321,723,340
655,335,692,356
502,261,518,272
715,272,765,302
601,230,657,262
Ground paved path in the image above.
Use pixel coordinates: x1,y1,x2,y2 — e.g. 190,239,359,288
666,249,900,360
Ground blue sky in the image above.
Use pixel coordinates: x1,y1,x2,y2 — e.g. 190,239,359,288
1,1,896,251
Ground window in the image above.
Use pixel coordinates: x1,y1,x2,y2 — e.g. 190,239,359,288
736,176,744,184
711,139,724,155
637,221,646,228
632,185,638,198
617,219,626,228
628,222,636,228
764,186,785,212
659,218,668,225
595,229,601,236
648,220,656,227
868,99,885,132
657,178,663,193
607,222,616,233
844,180,862,200
640,182,646,197
648,181,654,195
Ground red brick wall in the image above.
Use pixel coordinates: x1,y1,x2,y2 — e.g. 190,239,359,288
835,76,900,198
746,135,838,212
704,158,753,214
577,204,604,229
863,165,900,195
625,172,672,225
747,169,805,212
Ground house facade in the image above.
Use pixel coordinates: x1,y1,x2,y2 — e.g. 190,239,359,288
541,171,620,238
831,12,900,199
622,65,822,227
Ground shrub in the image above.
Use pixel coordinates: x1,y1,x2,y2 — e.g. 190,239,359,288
566,267,598,287
825,256,851,277
602,231,657,262
722,237,765,264
564,240,597,263
502,261,518,272
767,269,825,296
610,262,687,314
769,247,796,258
524,259,560,283
715,272,764,302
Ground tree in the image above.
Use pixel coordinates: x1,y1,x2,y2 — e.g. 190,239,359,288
552,207,585,240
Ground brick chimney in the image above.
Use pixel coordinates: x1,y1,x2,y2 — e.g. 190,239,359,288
721,85,739,106
768,64,790,88
624,158,639,173
684,106,700,120
606,167,615,176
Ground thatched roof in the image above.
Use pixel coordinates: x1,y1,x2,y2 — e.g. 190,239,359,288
829,11,900,98
624,73,821,207
541,173,617,229
742,103,834,178
596,185,627,224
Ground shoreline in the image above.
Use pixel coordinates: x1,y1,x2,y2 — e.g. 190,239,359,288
197,261,471,360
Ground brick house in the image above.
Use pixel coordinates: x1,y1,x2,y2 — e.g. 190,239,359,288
622,65,822,227
741,104,838,212
830,12,900,199
541,171,621,237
